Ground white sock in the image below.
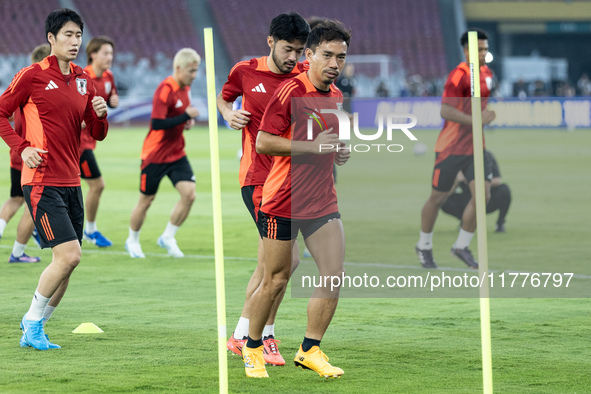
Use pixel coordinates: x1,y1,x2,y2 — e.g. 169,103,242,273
25,290,51,321
128,228,140,243
86,221,97,233
0,219,6,236
234,317,249,339
417,231,433,250
453,228,475,249
12,241,26,257
162,222,179,239
42,306,56,326
263,324,275,338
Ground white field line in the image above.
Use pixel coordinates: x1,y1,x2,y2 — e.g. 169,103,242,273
2,244,590,279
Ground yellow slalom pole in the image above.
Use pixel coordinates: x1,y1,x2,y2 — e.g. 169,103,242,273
204,27,228,394
468,31,493,394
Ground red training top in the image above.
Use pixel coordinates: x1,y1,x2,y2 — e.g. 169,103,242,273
221,57,308,187
259,72,342,219
80,65,116,152
434,62,493,164
0,55,108,186
140,76,190,169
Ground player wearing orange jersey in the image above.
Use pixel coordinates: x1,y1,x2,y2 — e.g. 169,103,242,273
0,44,50,263
416,29,496,269
80,36,119,248
217,12,310,367
241,20,351,379
125,48,200,258
0,9,109,350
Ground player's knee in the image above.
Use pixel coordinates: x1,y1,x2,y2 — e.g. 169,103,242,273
56,248,81,272
268,273,289,296
496,184,511,202
95,178,105,192
11,196,25,205
183,190,196,205
139,195,156,209
429,192,448,208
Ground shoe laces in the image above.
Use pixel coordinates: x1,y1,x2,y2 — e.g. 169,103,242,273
244,348,264,366
27,319,44,336
264,338,280,354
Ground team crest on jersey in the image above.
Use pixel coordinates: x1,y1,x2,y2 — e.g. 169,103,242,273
76,78,87,95
104,82,112,95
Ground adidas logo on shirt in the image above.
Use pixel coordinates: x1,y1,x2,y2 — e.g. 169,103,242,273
251,83,266,93
175,99,183,108
45,80,58,90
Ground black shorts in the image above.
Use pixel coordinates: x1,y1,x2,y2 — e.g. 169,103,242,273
140,156,195,195
10,167,23,197
242,185,263,230
80,150,101,179
23,185,84,249
258,211,341,241
432,153,493,192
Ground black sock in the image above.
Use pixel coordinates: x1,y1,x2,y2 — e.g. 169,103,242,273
246,336,263,349
302,336,321,352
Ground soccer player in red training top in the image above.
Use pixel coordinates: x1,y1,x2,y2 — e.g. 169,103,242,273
0,8,109,350
0,44,50,263
242,20,351,379
125,48,200,258
415,28,496,269
80,36,119,247
217,12,310,366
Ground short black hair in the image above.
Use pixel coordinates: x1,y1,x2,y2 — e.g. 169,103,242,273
45,8,84,43
306,19,351,53
269,12,310,44
460,28,488,47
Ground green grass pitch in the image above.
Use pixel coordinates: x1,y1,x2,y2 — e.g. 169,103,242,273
0,125,589,392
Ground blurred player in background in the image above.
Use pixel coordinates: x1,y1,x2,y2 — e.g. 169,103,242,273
416,28,496,269
0,8,109,349
125,48,200,258
81,36,119,247
217,11,310,367
0,44,50,263
242,20,351,379
441,150,511,233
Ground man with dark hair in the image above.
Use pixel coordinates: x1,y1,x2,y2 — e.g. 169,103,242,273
80,36,118,247
415,28,495,269
217,11,310,366
0,44,50,263
441,150,511,233
0,8,108,350
241,19,351,379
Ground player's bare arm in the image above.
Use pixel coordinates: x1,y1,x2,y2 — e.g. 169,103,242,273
440,103,496,125
185,106,200,119
108,93,119,108
92,96,108,118
256,128,341,156
184,118,195,130
216,93,251,130
334,142,350,166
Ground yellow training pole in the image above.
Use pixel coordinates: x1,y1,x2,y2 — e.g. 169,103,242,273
204,27,228,394
468,31,493,394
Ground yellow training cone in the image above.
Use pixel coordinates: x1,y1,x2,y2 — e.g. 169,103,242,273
72,323,104,334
